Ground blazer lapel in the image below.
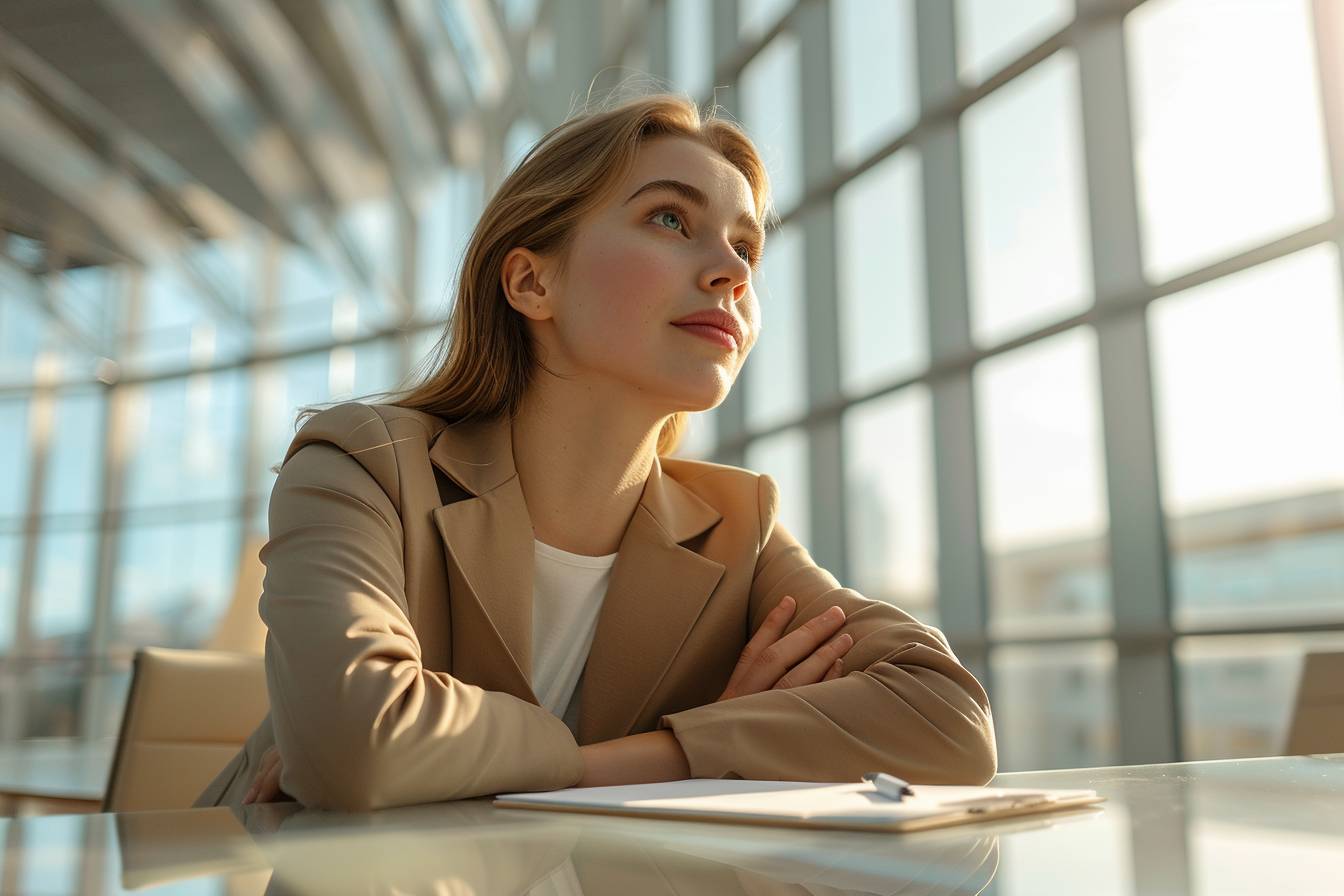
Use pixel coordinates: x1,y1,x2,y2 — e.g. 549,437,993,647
427,415,726,744
578,454,725,744
429,416,539,705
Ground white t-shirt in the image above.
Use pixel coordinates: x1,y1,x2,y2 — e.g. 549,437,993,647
530,538,617,739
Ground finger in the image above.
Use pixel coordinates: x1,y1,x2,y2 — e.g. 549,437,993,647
775,631,852,690
724,596,797,695
741,604,847,692
256,764,283,803
822,657,845,682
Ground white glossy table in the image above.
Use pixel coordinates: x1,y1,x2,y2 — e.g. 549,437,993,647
2,754,1342,894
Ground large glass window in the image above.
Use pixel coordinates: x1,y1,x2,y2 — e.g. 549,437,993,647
842,387,937,623
1125,0,1332,283
835,148,927,395
40,389,105,518
0,398,33,518
962,50,1093,347
956,0,1075,86
669,0,712,100
744,223,806,430
1149,244,1344,629
740,34,803,215
831,0,918,166
975,327,1111,637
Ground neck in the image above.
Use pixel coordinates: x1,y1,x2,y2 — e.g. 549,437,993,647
510,372,667,557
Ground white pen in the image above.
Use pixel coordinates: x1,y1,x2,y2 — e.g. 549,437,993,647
863,772,916,801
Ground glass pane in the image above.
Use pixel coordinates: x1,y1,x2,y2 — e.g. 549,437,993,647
0,398,33,518
745,427,811,549
831,0,918,165
963,50,1092,347
416,168,481,320
1126,0,1332,283
842,387,937,624
991,640,1118,771
122,369,248,512
0,275,46,382
738,0,793,42
1176,632,1344,760
31,525,97,646
23,658,87,738
956,0,1074,85
835,148,927,394
128,264,219,373
253,351,334,498
269,247,342,348
328,339,400,404
41,389,104,518
670,0,712,100
111,516,241,652
744,223,806,430
975,327,1110,636
1149,244,1344,628
741,33,803,215
504,118,544,175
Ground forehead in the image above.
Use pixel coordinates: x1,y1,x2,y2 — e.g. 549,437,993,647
615,136,757,220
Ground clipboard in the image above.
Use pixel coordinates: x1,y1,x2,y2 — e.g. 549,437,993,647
493,778,1104,834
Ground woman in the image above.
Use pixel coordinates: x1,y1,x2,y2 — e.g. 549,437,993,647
194,92,996,813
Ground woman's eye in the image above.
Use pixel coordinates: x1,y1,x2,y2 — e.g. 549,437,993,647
654,210,684,232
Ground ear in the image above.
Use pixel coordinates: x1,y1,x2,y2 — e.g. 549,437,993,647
500,247,555,322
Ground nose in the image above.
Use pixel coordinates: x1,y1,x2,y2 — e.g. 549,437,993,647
700,245,752,303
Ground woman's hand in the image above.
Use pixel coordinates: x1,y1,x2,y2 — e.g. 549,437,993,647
716,595,853,702
242,745,285,805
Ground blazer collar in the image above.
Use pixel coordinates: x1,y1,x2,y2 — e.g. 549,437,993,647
427,414,725,742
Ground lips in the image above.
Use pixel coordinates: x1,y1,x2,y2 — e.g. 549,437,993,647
670,309,743,350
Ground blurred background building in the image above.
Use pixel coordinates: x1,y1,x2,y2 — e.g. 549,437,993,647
0,0,1341,773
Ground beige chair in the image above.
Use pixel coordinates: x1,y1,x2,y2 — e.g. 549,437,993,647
1285,651,1344,755
103,647,268,812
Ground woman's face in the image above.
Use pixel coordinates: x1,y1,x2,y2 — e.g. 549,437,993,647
514,135,764,415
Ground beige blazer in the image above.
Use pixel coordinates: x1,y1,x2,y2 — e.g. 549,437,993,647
194,402,996,812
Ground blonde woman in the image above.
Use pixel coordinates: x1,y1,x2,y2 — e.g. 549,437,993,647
194,92,997,812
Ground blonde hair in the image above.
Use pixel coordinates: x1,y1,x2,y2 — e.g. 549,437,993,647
295,89,771,456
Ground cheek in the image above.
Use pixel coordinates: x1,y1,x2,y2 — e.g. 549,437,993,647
564,236,678,345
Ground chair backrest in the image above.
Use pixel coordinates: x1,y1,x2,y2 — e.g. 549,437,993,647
1285,651,1344,755
103,647,268,813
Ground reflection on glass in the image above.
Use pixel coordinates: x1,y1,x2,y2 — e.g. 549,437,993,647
1176,632,1344,761
1126,0,1332,283
111,516,240,652
0,397,33,517
998,801,1133,895
31,525,97,646
956,0,1075,85
746,427,811,549
975,327,1110,635
669,0,712,100
963,50,1092,347
122,369,248,512
745,223,806,430
992,640,1118,771
1149,245,1344,628
842,387,938,623
835,148,927,395
741,33,803,214
838,389,935,628
40,389,104,517
831,0,918,165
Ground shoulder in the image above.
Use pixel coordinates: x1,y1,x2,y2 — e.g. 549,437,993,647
659,456,781,537
277,402,446,511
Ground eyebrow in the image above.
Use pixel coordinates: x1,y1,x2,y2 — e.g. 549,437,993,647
624,179,766,247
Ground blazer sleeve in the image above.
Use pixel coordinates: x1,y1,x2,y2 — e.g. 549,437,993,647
656,474,998,785
261,441,583,812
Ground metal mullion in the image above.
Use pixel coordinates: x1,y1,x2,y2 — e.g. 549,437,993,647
77,267,143,742
1076,0,1179,765
914,0,989,682
710,0,747,467
794,0,845,578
